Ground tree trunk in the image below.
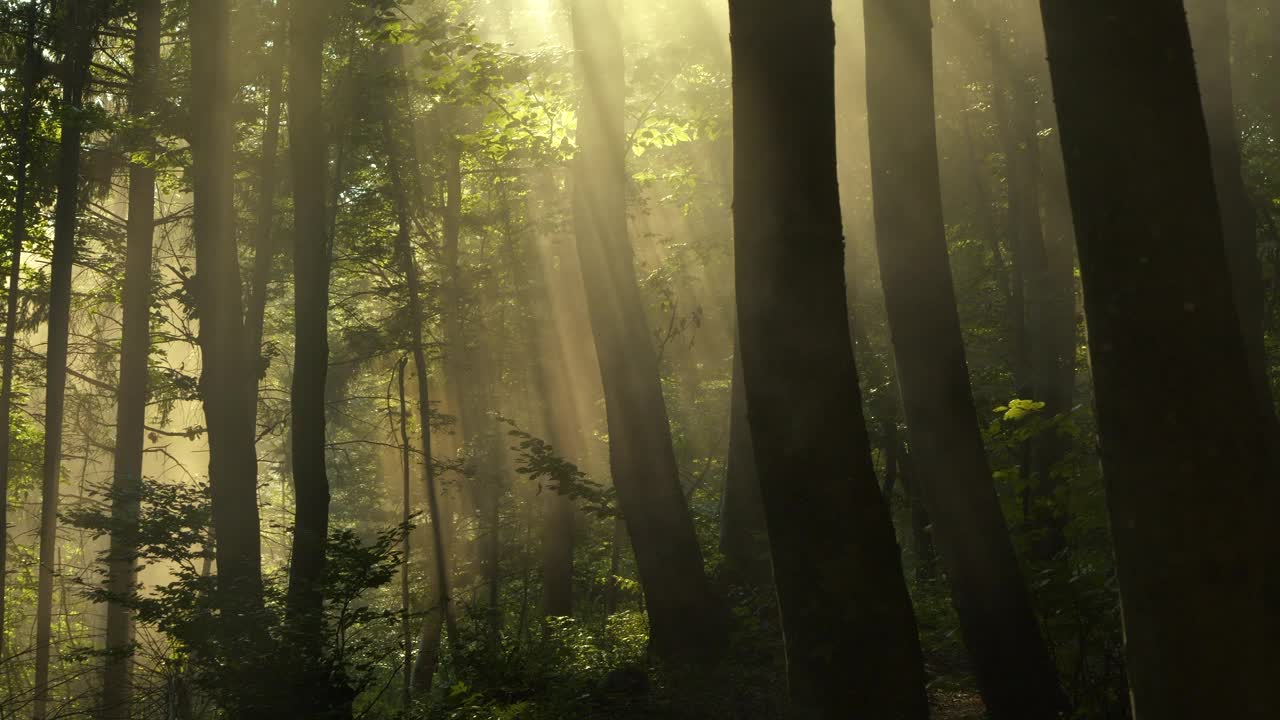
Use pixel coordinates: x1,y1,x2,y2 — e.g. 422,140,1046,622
1038,1,1271,716
244,0,288,399
899,448,937,582
379,78,460,692
190,2,268,714
397,359,414,710
718,331,769,587
101,1,160,717
285,0,338,713
729,1,929,716
569,0,725,663
0,0,39,661
863,0,1066,716
34,4,97,716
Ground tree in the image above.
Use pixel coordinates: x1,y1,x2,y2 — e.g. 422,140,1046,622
569,0,725,661
862,0,1066,716
101,0,161,717
34,3,101,716
0,0,40,659
378,46,460,693
285,0,340,713
717,331,768,587
1038,0,1271,716
189,0,268,712
729,0,929,716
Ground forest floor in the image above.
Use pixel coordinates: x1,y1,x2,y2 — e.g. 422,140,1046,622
930,689,987,719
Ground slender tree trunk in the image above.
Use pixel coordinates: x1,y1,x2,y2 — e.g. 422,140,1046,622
285,0,338,713
100,1,160,717
899,448,937,582
244,0,288,394
512,176,577,618
863,0,1066,716
570,0,725,662
34,4,97,716
989,5,1071,556
380,92,459,692
1038,1,1271,716
397,359,413,710
729,1,928,716
718,331,769,587
0,0,39,660
190,3,269,715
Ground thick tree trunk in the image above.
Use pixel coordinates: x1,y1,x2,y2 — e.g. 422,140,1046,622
570,0,725,662
1039,1,1271,716
0,0,39,661
718,332,769,587
190,3,268,715
729,1,929,716
101,1,161,717
285,0,338,714
863,0,1066,716
34,4,97,716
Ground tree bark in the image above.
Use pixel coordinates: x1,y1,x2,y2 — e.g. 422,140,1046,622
569,0,725,663
718,331,769,587
397,358,414,710
284,0,339,713
244,0,288,401
34,3,97,716
863,0,1066,716
729,1,929,716
0,0,39,662
101,1,161,717
1038,1,1271,716
190,3,268,714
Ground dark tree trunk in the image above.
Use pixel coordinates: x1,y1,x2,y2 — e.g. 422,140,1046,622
729,1,929,716
190,4,268,713
397,359,414,710
285,0,338,713
899,448,936,582
1038,1,1271,716
244,0,288,398
718,332,769,587
1030,126,1079,556
101,1,161,717
34,4,97,716
569,0,725,662
0,0,39,661
863,0,1066,716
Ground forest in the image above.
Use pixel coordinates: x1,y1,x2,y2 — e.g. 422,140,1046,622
0,0,1272,718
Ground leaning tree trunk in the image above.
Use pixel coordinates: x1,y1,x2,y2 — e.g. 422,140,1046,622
569,0,725,662
34,4,97,716
101,0,161,717
0,0,39,660
1038,1,1272,717
863,0,1065,716
729,0,929,716
285,0,340,714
